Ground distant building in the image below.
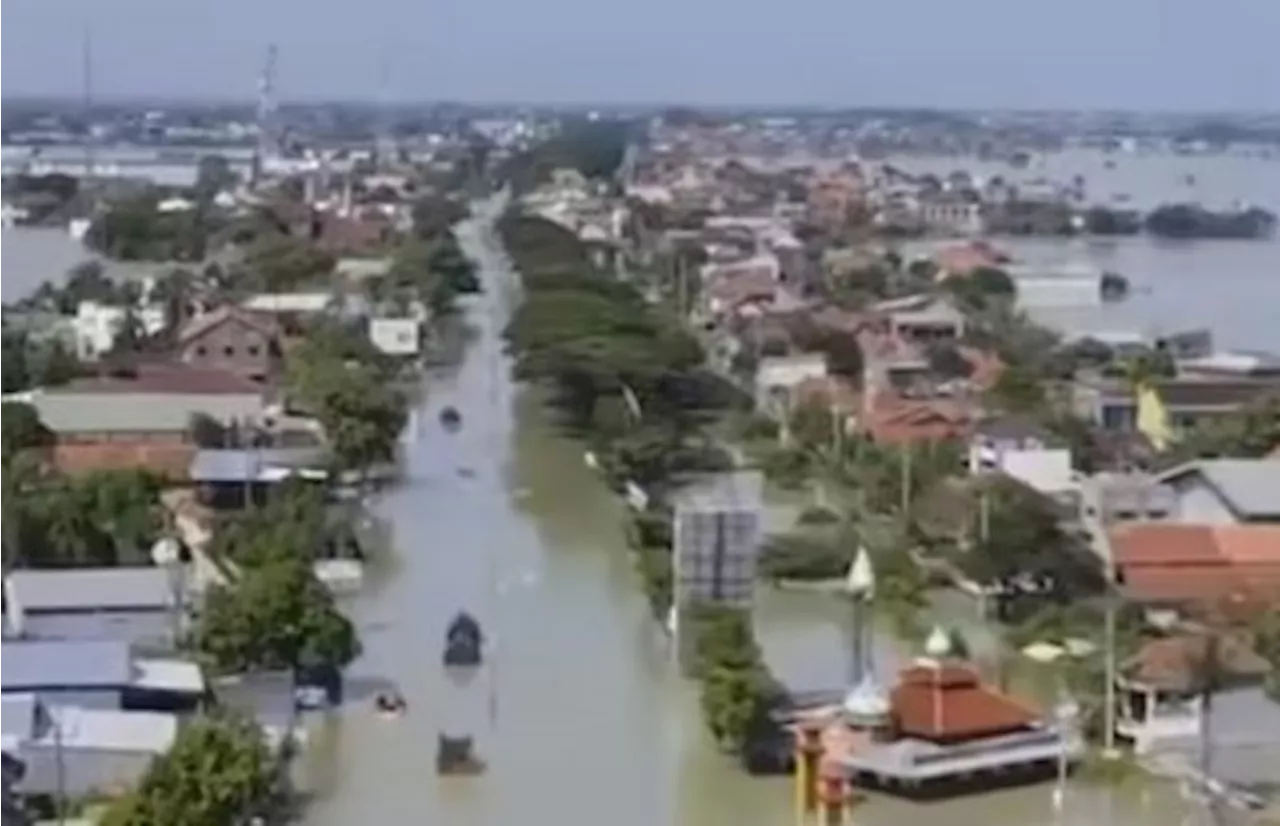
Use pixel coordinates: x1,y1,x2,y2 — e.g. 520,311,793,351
1005,262,1105,310
671,471,764,673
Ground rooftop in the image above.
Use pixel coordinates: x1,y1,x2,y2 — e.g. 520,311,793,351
53,362,266,396
177,305,281,345
6,567,177,613
1,639,133,692
1158,458,1280,519
890,662,1039,742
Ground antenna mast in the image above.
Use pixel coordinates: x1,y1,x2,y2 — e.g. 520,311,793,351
81,29,95,178
254,43,279,181
375,51,394,170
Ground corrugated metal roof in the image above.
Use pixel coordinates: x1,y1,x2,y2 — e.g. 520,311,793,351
188,447,327,483
8,568,176,613
41,707,177,753
1157,458,1280,518
1,694,40,741
1,640,132,691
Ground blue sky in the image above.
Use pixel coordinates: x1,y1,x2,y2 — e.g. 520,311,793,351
3,0,1278,110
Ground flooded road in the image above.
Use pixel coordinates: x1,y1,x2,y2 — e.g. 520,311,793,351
300,195,1200,826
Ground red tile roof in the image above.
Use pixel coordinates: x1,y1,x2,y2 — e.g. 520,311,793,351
1111,523,1280,605
891,663,1038,741
864,396,976,445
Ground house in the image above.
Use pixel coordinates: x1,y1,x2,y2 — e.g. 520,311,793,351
27,363,269,444
1156,458,1280,525
4,568,185,648
755,354,829,417
1071,375,1138,433
864,396,976,446
1178,350,1280,379
176,305,282,382
1135,376,1279,449
1116,634,1280,771
1,640,206,713
870,294,965,343
1,694,178,800
1079,471,1176,524
1109,523,1280,608
969,418,1076,500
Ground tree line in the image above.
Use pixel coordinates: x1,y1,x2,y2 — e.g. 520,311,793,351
497,208,780,757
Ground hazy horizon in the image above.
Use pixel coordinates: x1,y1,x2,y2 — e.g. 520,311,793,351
3,0,1279,112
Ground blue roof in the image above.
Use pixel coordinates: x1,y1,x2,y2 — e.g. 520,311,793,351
1,640,132,692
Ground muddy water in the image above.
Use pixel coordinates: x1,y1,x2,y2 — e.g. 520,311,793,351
300,195,1198,826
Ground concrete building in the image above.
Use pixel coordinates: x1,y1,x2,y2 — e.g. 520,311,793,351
671,471,765,673
1,640,205,713
755,353,829,417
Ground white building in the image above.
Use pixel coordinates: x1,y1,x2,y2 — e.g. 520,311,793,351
73,301,166,362
369,317,422,356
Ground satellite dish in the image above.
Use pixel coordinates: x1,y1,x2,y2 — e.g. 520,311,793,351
150,537,183,566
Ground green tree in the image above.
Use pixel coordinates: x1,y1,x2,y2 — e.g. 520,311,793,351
1,401,54,460
700,664,775,750
240,233,336,293
100,714,276,826
195,556,360,674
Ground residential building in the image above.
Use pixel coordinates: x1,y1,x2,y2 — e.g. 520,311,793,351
26,364,269,444
1071,376,1138,433
755,354,829,417
1079,471,1176,524
1108,523,1280,608
1,694,178,800
671,471,764,674
1,640,206,712
872,295,966,342
1135,376,1279,450
4,568,185,648
864,396,976,446
1116,633,1280,781
49,442,197,480
969,418,1077,500
1178,350,1280,379
177,306,282,382
1156,458,1280,525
